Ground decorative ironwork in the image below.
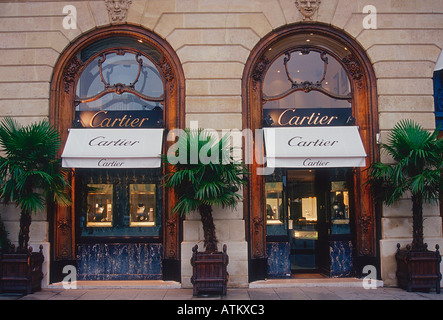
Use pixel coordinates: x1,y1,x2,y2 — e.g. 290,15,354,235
74,49,165,106
263,47,352,102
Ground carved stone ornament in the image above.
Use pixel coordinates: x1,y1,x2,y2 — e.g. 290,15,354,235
105,0,132,24
295,0,321,20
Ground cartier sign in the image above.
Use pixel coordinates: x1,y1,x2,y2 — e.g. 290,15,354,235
75,110,163,128
263,108,352,127
61,128,164,168
263,127,367,168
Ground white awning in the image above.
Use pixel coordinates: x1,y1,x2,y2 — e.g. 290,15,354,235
61,128,164,168
263,126,367,168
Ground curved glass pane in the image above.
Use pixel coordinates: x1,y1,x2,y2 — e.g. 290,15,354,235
76,52,164,111
263,50,351,109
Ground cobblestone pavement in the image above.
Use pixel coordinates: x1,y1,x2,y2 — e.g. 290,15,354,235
1,286,442,300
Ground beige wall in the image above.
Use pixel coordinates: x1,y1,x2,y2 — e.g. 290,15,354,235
0,0,442,287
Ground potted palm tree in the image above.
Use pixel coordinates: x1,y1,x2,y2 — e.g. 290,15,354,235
163,128,248,295
366,119,442,293
0,117,71,294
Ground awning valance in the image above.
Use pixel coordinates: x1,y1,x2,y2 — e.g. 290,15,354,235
263,126,367,168
61,128,164,168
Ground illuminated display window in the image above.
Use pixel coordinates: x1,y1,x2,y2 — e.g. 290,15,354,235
265,182,284,225
129,184,156,227
86,184,113,227
77,168,162,238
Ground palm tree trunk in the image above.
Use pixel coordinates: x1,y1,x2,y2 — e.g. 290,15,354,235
411,193,426,251
18,209,31,252
198,204,218,252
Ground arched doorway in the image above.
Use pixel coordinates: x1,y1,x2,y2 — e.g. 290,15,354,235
49,25,184,283
242,23,379,281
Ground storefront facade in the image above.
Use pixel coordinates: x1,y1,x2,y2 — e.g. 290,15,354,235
242,24,379,281
49,25,185,282
0,0,442,288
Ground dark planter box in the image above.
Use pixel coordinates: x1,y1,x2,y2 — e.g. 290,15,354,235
396,243,441,293
190,244,229,296
0,245,44,295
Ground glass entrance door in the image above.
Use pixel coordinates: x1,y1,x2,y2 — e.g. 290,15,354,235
265,168,354,276
287,170,328,272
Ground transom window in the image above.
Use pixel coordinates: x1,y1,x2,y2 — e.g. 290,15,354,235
76,50,164,112
263,47,351,110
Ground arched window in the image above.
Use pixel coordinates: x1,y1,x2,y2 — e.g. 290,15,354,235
67,37,167,240
76,50,164,112
263,48,351,110
242,24,378,281
50,26,184,282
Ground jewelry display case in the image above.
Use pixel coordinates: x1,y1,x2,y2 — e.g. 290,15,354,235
129,184,156,227
86,184,113,227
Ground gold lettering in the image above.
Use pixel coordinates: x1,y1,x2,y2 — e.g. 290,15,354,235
326,116,338,125
276,108,339,127
119,114,129,127
298,116,310,125
277,108,293,126
138,117,149,127
86,111,151,128
130,118,140,127
318,116,329,125
90,110,107,128
100,117,112,128
111,117,121,127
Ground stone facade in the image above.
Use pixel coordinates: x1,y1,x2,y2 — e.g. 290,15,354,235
0,0,442,288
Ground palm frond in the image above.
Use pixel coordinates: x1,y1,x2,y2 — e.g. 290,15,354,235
367,120,443,205
163,128,249,216
0,117,71,213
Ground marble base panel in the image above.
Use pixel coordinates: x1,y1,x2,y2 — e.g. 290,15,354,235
266,242,291,278
329,240,354,277
77,243,163,280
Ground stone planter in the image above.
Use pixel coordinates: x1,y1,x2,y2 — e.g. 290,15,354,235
396,243,441,293
190,244,229,296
